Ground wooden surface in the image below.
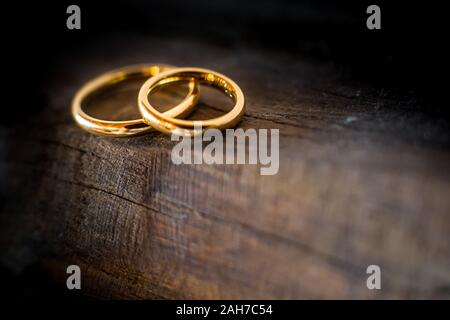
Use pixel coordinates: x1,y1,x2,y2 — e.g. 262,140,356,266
1,35,449,299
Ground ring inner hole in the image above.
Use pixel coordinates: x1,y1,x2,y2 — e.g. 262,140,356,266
147,79,235,121
83,75,191,121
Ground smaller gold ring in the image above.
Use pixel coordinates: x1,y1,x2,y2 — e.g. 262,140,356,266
72,64,199,137
138,67,245,136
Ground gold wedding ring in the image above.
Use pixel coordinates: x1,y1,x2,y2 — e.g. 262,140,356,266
138,67,245,136
72,64,199,137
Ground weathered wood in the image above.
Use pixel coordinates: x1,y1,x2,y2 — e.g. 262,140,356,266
0,35,449,299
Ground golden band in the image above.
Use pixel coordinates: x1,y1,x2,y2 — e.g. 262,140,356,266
72,64,199,137
138,67,245,136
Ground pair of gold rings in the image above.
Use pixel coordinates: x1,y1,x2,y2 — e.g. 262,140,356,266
72,64,245,137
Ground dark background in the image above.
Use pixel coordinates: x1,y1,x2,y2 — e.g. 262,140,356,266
2,0,448,126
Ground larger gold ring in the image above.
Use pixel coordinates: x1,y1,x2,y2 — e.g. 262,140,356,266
72,64,199,137
138,67,245,136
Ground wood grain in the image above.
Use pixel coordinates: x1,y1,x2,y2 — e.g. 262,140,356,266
0,35,449,299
